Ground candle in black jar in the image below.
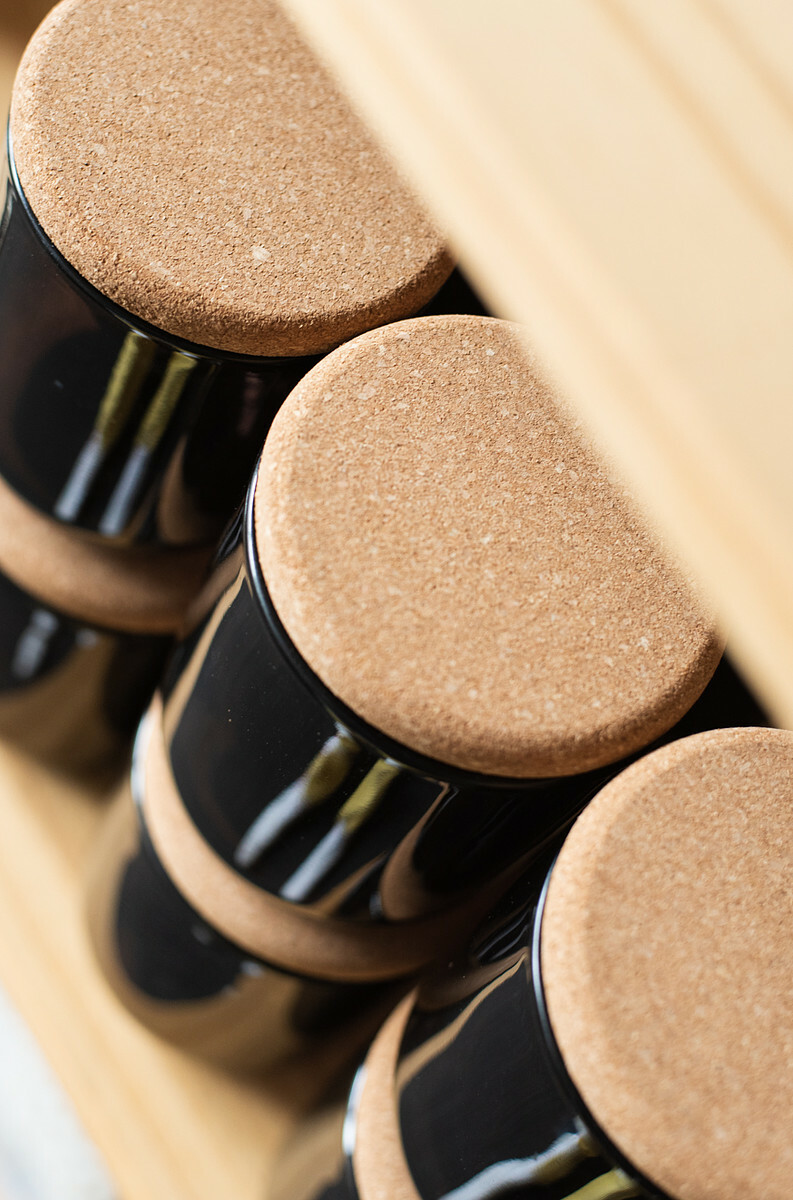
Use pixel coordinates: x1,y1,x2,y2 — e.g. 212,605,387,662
274,725,791,1200
89,314,730,1065
0,0,453,774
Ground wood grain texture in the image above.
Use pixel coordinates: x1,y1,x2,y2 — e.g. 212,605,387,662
277,0,793,730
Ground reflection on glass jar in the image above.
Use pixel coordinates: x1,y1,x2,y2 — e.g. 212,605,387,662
0,563,170,782
3,0,454,546
277,726,793,1200
0,165,320,546
85,317,766,1068
87,765,401,1072
270,855,655,1200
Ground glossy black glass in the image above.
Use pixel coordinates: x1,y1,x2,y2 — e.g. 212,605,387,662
0,562,169,781
90,454,766,1061
89,483,612,1061
0,144,478,548
93,471,764,1048
0,143,317,545
285,854,673,1200
86,757,402,1070
397,866,669,1200
159,480,621,929
159,474,765,926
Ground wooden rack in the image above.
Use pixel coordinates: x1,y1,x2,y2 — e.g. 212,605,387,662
0,2,790,1198
280,0,793,731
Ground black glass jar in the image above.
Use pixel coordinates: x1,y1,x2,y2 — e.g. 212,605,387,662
85,487,610,1068
0,150,320,548
87,754,404,1071
0,561,170,782
273,725,791,1200
0,147,483,549
271,859,663,1200
0,452,207,779
86,313,758,1067
0,0,458,774
0,161,475,777
4,0,454,550
85,460,762,1066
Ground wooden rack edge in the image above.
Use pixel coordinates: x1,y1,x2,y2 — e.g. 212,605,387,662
279,0,793,732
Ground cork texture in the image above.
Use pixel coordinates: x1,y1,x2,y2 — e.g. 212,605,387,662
352,992,422,1200
144,696,497,980
542,727,793,1200
10,0,451,356
256,315,721,777
0,466,209,634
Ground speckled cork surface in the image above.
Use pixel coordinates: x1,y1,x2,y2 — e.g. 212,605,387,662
542,727,793,1200
255,315,721,777
10,0,451,356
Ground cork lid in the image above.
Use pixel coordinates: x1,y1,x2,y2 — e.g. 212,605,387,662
10,0,451,357
541,727,793,1200
256,315,721,777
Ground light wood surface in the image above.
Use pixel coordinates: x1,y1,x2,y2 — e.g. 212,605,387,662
278,0,793,732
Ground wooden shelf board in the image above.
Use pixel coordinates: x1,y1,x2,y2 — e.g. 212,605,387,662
0,746,302,1200
278,0,793,731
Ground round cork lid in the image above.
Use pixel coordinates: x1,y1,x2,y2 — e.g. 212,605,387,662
541,727,793,1200
10,0,451,357
256,315,721,777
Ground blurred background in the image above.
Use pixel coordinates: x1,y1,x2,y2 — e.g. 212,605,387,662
0,12,116,1200
0,3,52,107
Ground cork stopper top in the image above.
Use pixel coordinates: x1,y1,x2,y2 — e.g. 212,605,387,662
542,727,793,1200
256,315,721,777
10,0,451,357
